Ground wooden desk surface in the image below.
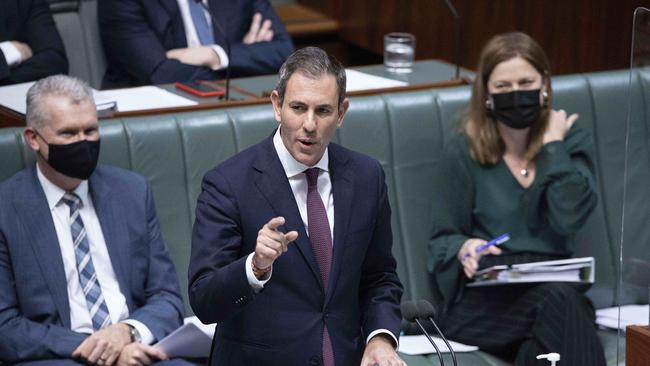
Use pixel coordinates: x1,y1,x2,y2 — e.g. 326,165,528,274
0,59,471,127
627,325,650,366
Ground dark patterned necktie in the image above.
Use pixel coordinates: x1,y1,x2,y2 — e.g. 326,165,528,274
61,192,111,330
305,168,334,366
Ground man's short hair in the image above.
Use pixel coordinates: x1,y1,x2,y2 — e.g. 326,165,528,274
26,75,94,128
275,46,347,107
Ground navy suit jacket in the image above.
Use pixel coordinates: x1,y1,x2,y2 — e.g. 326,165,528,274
0,165,183,363
99,0,294,88
189,135,403,366
0,0,68,86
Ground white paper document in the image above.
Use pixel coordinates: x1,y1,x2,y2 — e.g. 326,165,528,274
0,81,35,114
97,86,197,112
154,316,216,359
467,257,594,287
0,82,183,115
345,69,407,92
398,335,478,355
596,304,649,330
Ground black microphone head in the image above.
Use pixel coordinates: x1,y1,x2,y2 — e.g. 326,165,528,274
416,300,437,319
401,301,420,322
401,318,419,335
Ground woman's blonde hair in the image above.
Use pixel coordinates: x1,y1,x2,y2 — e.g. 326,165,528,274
463,32,552,164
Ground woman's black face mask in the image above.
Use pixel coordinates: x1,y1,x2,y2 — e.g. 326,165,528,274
488,89,542,129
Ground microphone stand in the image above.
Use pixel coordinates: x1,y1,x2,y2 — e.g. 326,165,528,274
441,0,461,80
426,316,457,366
403,301,445,366
417,300,457,366
413,317,445,366
195,0,231,100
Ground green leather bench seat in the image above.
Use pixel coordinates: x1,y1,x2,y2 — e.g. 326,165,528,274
1,68,648,365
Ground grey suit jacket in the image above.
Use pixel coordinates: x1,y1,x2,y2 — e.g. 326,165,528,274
0,165,183,363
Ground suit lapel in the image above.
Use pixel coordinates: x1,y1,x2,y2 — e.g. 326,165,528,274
89,171,131,308
158,0,188,48
252,137,323,289
207,0,237,48
16,167,71,327
325,146,353,305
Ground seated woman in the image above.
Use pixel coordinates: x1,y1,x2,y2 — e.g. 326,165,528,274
428,32,605,365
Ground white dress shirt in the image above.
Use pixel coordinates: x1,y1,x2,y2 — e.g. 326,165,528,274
37,166,154,344
0,41,22,67
244,128,397,346
176,0,229,70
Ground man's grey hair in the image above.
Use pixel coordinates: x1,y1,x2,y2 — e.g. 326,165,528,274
275,46,347,107
26,75,94,128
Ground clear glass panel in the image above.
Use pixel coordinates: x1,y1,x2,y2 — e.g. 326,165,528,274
619,6,650,365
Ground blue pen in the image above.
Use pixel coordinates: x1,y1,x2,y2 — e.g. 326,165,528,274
464,233,510,258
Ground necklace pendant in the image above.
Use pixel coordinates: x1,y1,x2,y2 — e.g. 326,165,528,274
520,168,529,177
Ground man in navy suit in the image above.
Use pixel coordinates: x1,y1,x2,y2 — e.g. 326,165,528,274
0,75,187,365
0,0,68,86
189,47,405,366
98,0,293,88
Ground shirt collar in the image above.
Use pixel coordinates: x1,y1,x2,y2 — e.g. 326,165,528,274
273,127,329,178
36,164,90,210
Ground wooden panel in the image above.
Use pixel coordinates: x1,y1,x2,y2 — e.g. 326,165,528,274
317,0,648,74
275,4,339,36
627,325,650,366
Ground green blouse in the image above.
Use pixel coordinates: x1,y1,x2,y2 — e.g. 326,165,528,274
428,126,598,307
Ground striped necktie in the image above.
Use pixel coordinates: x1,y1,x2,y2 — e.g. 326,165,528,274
305,168,335,366
61,192,111,331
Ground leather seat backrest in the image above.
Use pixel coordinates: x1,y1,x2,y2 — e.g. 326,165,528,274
1,69,646,315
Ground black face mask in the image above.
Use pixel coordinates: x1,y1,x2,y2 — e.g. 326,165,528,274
489,89,543,129
34,131,100,180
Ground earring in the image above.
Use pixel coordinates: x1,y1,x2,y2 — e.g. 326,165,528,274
485,99,492,109
542,90,549,107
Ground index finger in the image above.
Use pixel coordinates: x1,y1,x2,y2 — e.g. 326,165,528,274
567,113,579,129
71,337,92,358
265,216,285,231
248,13,262,36
146,345,169,360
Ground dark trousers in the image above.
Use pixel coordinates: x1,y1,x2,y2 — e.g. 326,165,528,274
440,254,606,366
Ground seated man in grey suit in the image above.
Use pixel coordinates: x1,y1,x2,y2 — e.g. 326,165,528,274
0,75,188,366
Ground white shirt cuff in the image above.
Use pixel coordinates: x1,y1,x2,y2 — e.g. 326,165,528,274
0,41,22,67
121,319,155,345
366,329,399,350
245,253,271,292
209,44,229,70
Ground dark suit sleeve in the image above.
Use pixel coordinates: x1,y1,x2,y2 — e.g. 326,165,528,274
359,162,403,339
188,169,256,325
226,0,293,77
99,0,292,86
98,0,218,86
0,0,68,86
126,182,184,341
0,224,86,361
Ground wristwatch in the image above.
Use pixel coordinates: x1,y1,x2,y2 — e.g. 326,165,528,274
126,324,142,343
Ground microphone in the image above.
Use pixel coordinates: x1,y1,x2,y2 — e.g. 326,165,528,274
195,0,232,100
416,300,458,366
401,301,445,366
440,0,462,80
